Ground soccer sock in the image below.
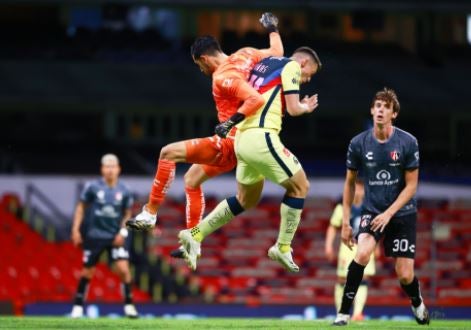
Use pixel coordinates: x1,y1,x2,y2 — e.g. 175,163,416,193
73,277,90,306
147,159,176,214
277,196,304,252
400,276,422,308
335,283,345,312
353,281,368,317
339,260,366,314
192,196,244,242
122,282,133,304
185,186,205,229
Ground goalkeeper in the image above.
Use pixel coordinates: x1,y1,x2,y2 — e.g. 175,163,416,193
127,13,282,247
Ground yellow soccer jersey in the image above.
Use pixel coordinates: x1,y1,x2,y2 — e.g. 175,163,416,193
238,57,301,133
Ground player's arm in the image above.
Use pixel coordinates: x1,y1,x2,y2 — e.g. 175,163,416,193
371,168,419,232
215,79,264,137
71,201,85,247
258,12,283,57
341,169,357,249
113,208,132,246
281,61,318,116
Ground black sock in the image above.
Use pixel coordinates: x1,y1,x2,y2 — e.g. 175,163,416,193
123,282,133,304
400,276,422,307
73,277,89,305
339,260,366,314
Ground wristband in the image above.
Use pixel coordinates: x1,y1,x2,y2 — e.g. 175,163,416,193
119,227,129,238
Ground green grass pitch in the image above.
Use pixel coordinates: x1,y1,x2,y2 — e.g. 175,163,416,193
0,317,470,329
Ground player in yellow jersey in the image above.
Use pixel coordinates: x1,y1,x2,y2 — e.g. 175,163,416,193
325,180,376,321
178,48,322,271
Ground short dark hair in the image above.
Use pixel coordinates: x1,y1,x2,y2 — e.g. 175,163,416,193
372,87,400,114
190,36,222,60
293,46,322,71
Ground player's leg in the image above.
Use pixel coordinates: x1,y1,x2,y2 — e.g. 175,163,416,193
386,214,429,325
128,136,224,231
126,141,185,230
71,242,102,318
352,250,375,321
179,179,263,270
336,243,355,315
266,168,308,272
111,246,139,318
171,164,209,258
334,231,376,325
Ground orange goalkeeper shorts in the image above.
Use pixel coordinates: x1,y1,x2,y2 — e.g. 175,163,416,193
184,132,236,178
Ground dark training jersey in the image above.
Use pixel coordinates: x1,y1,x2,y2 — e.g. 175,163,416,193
346,127,419,217
80,179,133,240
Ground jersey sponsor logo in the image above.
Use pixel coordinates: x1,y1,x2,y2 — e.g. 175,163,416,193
95,205,119,218
365,151,373,160
390,150,400,161
369,170,399,186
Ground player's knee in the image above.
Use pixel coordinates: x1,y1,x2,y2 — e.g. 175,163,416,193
159,145,174,160
183,171,197,188
396,264,414,283
355,250,372,265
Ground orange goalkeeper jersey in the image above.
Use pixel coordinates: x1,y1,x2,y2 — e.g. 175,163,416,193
212,47,265,122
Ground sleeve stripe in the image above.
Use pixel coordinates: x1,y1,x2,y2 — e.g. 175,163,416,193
283,90,299,95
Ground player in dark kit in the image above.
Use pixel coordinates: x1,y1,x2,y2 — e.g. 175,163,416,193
70,154,138,318
333,88,429,326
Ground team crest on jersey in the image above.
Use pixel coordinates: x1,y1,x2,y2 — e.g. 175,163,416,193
115,192,123,201
360,214,371,228
390,150,400,161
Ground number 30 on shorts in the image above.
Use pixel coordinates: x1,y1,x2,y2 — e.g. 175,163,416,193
392,239,415,253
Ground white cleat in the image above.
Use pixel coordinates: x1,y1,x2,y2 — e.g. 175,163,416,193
178,229,201,271
70,305,83,318
412,301,430,325
267,244,299,272
332,313,350,326
126,206,157,231
124,304,139,319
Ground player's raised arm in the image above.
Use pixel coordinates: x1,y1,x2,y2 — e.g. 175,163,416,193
258,12,283,57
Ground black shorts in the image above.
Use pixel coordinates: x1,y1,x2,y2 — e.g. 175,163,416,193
357,212,417,259
82,239,130,267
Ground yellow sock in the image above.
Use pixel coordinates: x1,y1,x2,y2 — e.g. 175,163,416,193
278,243,291,253
353,284,368,317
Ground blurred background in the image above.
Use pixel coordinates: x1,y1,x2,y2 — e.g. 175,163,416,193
0,0,470,320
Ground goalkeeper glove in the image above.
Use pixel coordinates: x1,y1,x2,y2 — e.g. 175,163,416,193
215,113,246,138
259,12,279,33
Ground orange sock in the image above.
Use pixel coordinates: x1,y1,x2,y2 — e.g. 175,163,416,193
147,159,175,214
185,186,205,228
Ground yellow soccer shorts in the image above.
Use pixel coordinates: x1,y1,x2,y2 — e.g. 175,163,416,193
337,243,376,278
235,128,303,185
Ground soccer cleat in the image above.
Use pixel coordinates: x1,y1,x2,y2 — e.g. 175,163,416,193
126,206,156,231
124,304,139,319
170,246,185,259
412,302,430,325
267,244,299,272
332,313,350,326
178,229,201,271
70,305,84,318
351,313,365,321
